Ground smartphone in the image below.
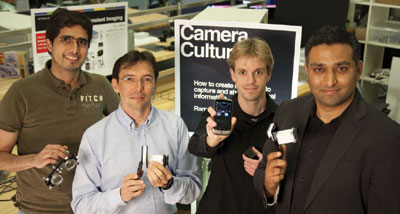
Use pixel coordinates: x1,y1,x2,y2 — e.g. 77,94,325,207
212,98,233,135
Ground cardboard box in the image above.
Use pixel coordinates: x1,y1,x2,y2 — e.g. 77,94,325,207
355,26,367,41
376,0,400,5
0,51,27,78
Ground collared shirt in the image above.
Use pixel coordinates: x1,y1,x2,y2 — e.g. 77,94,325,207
71,105,202,214
290,104,349,214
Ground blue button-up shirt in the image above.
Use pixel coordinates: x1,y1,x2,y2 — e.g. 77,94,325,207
71,105,201,214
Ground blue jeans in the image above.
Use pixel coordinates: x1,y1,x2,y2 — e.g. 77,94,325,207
18,209,31,214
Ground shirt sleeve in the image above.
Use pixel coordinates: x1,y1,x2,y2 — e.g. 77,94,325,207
254,136,279,209
0,82,25,132
71,131,126,214
188,110,224,158
162,118,202,205
102,77,120,116
264,186,279,207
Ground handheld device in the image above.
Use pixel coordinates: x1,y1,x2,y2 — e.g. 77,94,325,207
136,146,148,179
212,98,233,135
267,123,297,154
148,154,169,166
244,147,258,160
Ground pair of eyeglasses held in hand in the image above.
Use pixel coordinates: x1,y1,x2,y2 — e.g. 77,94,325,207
44,150,78,189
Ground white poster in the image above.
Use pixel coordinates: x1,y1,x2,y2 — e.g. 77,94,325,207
175,20,301,131
31,2,128,76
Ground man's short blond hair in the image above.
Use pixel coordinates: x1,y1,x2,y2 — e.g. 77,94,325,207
228,38,274,73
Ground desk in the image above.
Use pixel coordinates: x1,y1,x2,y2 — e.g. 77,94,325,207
0,78,17,100
135,37,175,63
128,8,169,32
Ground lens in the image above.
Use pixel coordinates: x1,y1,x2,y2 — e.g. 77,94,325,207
51,173,64,186
64,159,78,171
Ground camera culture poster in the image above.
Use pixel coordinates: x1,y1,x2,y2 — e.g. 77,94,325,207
31,2,128,76
175,20,301,132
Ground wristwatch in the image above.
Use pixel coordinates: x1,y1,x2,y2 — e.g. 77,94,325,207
160,177,174,191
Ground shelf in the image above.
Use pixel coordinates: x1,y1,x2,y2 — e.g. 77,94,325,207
371,2,400,9
366,41,400,49
361,76,389,85
348,0,400,104
351,0,371,6
359,40,366,44
350,1,400,9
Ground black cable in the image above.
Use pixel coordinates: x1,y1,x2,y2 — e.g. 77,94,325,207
0,175,17,196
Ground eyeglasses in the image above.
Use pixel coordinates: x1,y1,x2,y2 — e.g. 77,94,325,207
44,150,78,189
57,36,89,47
119,77,154,86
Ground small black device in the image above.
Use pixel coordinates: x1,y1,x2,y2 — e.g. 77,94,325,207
136,146,148,179
244,147,258,160
162,155,169,167
212,98,233,135
267,123,282,153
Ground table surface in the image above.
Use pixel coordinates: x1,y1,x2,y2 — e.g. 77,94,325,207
0,78,17,100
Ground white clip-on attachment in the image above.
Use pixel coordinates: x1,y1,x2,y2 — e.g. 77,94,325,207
267,123,297,152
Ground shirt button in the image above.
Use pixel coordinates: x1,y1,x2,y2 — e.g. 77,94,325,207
299,178,304,183
309,150,313,155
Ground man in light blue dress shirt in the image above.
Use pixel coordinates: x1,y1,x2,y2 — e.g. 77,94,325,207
71,50,202,214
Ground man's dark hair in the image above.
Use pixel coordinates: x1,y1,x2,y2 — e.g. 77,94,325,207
305,25,361,67
112,50,159,81
46,8,93,47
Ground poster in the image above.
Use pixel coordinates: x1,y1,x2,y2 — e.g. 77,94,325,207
31,2,128,76
175,20,301,131
0,51,27,78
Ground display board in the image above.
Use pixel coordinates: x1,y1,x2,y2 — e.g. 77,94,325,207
175,20,301,131
31,2,128,76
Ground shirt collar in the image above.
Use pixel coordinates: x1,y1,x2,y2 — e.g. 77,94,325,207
311,92,355,125
116,104,154,131
42,60,86,91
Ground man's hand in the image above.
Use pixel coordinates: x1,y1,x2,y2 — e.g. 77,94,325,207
242,147,263,176
205,94,237,148
264,145,287,198
31,144,68,168
120,174,145,202
147,161,172,188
